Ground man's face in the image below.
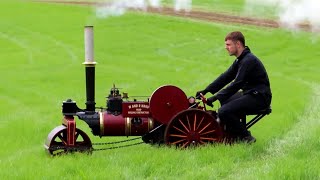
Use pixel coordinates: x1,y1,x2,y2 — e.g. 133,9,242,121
225,39,238,56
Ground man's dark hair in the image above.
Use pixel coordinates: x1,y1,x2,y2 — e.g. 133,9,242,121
225,31,245,46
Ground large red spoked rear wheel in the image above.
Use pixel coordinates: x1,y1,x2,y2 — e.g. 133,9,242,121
44,125,92,155
165,109,223,148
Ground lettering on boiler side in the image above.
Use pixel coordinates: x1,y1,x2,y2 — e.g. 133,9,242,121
128,104,150,109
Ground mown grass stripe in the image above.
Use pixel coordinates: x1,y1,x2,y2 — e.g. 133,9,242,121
0,32,34,64
225,79,320,179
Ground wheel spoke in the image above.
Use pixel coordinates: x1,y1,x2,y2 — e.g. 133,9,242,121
181,141,189,148
200,137,217,141
169,134,187,138
173,125,187,134
200,129,216,135
57,134,67,145
170,139,187,145
186,115,191,131
51,141,59,145
178,119,190,132
198,122,212,134
199,140,206,144
193,113,197,131
196,116,205,131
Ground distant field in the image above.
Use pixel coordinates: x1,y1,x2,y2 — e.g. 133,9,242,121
37,0,277,17
1,0,319,179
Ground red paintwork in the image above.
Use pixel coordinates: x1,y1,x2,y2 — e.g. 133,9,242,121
65,116,76,146
149,85,189,125
100,112,154,136
165,109,223,147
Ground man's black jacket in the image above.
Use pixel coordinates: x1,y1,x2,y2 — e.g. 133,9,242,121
204,46,272,103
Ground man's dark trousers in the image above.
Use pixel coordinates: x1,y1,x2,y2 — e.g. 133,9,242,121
218,91,270,138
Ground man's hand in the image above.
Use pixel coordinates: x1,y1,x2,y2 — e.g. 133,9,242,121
195,90,207,99
206,96,217,107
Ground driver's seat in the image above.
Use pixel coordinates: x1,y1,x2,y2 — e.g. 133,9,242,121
244,106,272,129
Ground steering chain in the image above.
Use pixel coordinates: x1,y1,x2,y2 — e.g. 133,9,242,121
92,137,144,151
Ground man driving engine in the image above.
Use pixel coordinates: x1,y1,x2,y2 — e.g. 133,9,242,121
196,31,272,143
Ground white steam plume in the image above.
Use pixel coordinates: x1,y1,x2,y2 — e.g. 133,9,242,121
96,0,147,18
95,0,193,18
246,0,320,32
149,0,161,8
174,0,192,12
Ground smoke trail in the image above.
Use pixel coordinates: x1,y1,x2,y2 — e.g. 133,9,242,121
95,0,161,19
245,0,320,32
148,0,161,8
96,2,125,18
96,0,147,18
95,0,193,18
174,0,192,12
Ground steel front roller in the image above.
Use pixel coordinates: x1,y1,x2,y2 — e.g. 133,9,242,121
165,109,223,148
44,125,92,155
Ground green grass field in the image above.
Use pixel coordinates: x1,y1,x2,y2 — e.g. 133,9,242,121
1,0,320,179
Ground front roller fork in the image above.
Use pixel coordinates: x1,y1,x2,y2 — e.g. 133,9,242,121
44,116,92,155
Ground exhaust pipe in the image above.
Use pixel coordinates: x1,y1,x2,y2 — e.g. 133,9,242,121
84,26,96,112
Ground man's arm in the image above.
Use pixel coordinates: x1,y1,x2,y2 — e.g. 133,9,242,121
204,60,237,95
215,57,254,102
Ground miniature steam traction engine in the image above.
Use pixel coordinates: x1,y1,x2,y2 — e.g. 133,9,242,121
44,26,271,155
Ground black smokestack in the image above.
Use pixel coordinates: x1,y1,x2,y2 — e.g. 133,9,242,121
84,26,96,112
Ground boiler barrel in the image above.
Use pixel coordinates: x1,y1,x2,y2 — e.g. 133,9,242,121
99,112,154,136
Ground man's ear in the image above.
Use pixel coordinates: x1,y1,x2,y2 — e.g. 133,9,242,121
236,40,243,48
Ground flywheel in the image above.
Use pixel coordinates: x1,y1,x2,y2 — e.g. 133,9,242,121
149,85,189,125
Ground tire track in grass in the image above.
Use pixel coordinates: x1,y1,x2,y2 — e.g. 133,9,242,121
1,23,79,65
14,25,79,64
226,76,320,179
0,32,34,64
